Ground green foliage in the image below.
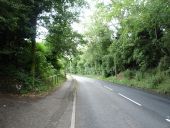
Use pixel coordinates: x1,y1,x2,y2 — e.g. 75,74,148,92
149,74,164,89
0,0,85,93
15,71,33,92
158,56,170,71
71,0,170,89
135,71,144,81
36,51,56,78
91,69,170,95
36,43,49,53
158,78,170,94
165,68,170,76
124,69,135,79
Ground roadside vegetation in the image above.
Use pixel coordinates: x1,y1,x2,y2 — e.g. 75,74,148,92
86,70,170,95
70,0,170,95
0,0,170,95
0,0,85,94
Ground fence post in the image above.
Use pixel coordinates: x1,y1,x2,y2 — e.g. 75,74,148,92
55,75,56,85
53,76,55,86
47,74,60,86
57,74,59,83
51,76,53,86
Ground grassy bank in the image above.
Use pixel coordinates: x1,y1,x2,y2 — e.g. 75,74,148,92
0,73,66,96
86,70,170,96
20,75,66,96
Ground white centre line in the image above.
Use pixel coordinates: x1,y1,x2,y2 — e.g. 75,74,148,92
104,86,113,91
70,92,76,128
118,93,142,106
166,118,170,123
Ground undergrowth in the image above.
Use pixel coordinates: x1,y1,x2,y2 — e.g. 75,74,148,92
86,69,170,95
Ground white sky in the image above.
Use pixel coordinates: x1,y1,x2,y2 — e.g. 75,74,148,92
36,0,112,42
36,26,48,42
71,0,96,34
71,0,112,34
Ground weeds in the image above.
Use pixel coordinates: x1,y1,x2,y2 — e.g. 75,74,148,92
124,69,135,79
135,71,144,81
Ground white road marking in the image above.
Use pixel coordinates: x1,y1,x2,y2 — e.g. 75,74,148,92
166,118,170,123
70,92,76,128
104,86,113,91
118,93,142,106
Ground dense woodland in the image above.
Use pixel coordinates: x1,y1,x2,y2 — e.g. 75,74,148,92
0,0,170,94
0,0,85,93
70,0,170,94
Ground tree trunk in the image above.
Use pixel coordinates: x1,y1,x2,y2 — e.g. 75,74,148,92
114,54,117,77
31,37,36,88
30,14,37,89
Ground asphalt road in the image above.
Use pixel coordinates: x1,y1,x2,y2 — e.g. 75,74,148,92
74,75,170,128
0,75,170,128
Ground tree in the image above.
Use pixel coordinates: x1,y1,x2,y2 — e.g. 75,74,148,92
0,0,86,92
72,0,170,76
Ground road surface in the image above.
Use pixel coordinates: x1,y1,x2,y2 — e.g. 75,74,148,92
74,75,170,128
0,75,170,128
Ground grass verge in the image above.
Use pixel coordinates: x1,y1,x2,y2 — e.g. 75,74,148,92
0,75,67,97
20,76,66,96
85,71,170,96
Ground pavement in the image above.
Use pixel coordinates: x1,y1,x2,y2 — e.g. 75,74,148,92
0,75,170,128
0,76,76,128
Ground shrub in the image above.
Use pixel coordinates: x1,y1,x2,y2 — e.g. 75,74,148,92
158,56,170,71
36,51,57,79
124,69,135,79
103,69,113,78
165,68,170,76
149,74,164,88
15,71,33,91
135,71,144,81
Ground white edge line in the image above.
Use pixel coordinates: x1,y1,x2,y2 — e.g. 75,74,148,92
70,92,76,128
118,93,142,106
166,119,170,123
104,86,113,91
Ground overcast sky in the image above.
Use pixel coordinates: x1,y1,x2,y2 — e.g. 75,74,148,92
36,0,111,42
71,0,112,34
71,0,96,34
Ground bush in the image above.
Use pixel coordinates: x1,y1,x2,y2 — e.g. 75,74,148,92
15,71,33,91
15,71,48,93
103,69,113,78
149,74,164,88
165,68,170,76
36,51,57,79
124,69,135,79
158,56,170,71
135,71,144,81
